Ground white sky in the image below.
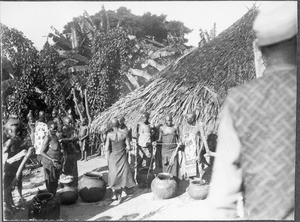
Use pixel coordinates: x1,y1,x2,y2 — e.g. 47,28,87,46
0,1,274,50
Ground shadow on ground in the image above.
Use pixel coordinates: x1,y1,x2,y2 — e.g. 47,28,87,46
8,164,152,221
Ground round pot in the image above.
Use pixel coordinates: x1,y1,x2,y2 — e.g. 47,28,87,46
28,192,60,220
151,172,177,199
78,172,106,202
187,178,209,200
59,184,78,205
136,167,155,188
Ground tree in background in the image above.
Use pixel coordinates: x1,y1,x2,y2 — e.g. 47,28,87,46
63,6,192,44
38,42,68,112
1,24,42,120
1,5,193,121
87,27,135,116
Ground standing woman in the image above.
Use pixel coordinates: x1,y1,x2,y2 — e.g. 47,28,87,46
59,117,79,187
105,118,136,203
40,121,63,195
158,114,180,178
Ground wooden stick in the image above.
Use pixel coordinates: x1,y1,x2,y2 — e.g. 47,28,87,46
84,88,92,127
6,150,27,164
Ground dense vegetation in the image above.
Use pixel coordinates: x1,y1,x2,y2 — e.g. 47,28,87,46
1,5,194,123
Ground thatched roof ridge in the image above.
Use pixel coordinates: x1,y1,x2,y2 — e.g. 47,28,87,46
158,8,258,92
91,8,258,137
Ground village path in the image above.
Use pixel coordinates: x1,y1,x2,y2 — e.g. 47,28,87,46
11,154,213,221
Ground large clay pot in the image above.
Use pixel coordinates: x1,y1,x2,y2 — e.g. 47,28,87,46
78,172,106,202
59,183,78,205
136,167,155,188
187,178,209,200
28,192,60,220
151,172,177,199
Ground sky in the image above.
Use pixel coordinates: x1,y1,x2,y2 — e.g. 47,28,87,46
0,1,273,50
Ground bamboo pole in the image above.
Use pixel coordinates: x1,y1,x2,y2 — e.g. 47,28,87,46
84,88,92,126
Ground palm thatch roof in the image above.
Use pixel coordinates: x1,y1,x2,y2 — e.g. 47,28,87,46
91,8,258,137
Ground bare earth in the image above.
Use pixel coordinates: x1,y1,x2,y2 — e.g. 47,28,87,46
10,155,212,221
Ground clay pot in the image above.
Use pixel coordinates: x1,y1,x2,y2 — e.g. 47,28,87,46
28,192,60,220
136,167,155,188
151,172,177,199
59,184,78,205
187,178,209,200
78,172,106,202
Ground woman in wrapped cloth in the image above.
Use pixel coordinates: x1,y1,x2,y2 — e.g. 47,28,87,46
136,111,155,168
40,121,63,195
158,114,180,178
59,117,79,187
105,118,136,203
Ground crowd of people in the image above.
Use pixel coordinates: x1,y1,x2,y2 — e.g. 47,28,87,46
2,2,296,220
3,108,94,216
3,107,217,214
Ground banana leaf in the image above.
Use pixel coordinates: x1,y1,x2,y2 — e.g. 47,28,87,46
49,33,72,50
58,58,78,69
1,78,16,95
68,65,88,73
56,50,89,64
70,27,79,49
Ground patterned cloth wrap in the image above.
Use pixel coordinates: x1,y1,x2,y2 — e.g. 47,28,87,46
34,122,48,155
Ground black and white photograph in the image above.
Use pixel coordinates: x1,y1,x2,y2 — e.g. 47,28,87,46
1,1,297,221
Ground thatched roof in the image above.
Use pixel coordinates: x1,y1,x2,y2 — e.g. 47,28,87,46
91,8,258,137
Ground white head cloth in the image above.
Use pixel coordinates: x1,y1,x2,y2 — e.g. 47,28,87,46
253,2,297,46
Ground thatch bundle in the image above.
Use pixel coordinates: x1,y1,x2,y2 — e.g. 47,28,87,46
91,8,258,137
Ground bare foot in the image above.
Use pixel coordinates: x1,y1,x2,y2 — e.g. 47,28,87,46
111,194,117,200
117,195,122,204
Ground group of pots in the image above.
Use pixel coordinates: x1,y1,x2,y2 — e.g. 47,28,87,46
28,172,106,220
136,167,209,200
27,169,209,219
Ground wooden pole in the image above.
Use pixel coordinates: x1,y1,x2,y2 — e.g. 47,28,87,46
84,88,92,127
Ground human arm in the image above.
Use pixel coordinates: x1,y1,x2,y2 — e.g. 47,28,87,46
60,129,79,142
104,133,111,163
2,139,11,163
125,135,132,151
169,126,181,165
199,122,211,156
206,104,243,219
157,126,163,143
133,123,139,140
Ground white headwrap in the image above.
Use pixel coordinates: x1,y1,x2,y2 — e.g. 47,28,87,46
253,2,297,46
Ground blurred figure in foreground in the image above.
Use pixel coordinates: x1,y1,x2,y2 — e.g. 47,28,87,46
207,2,297,220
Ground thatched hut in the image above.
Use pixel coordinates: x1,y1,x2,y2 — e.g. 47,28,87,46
91,8,258,137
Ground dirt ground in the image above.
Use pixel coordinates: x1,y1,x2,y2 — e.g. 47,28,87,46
7,154,213,221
